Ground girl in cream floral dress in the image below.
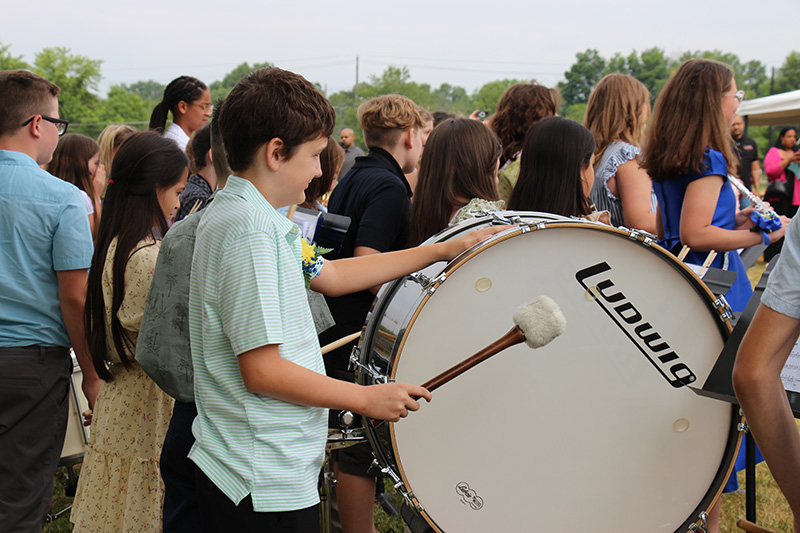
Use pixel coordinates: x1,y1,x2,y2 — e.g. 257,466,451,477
71,132,187,532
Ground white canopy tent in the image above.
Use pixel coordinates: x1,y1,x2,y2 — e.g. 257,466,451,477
737,90,800,126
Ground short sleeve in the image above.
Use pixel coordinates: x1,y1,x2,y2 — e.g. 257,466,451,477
118,241,160,332
762,216,800,319
52,188,94,271
218,232,284,355
353,180,410,252
698,149,729,179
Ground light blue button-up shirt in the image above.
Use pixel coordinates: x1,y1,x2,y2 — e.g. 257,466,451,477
0,150,94,347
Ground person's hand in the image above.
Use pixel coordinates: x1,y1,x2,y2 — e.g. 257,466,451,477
769,215,792,243
360,382,431,422
792,151,800,164
736,205,757,229
437,225,510,262
92,163,108,198
81,376,101,425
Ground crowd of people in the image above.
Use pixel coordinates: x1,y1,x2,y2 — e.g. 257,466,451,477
1,57,800,533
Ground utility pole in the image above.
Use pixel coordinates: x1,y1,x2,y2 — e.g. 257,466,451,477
768,67,775,146
354,55,359,106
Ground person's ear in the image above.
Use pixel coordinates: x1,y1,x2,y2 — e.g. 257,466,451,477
264,138,285,171
176,100,189,116
27,115,43,139
206,148,213,166
403,129,415,149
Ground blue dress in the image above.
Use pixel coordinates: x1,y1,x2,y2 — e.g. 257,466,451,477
653,148,753,313
653,148,758,492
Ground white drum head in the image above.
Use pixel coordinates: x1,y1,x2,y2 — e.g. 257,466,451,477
378,223,735,533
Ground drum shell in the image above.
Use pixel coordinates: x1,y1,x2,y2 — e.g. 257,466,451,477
356,215,739,533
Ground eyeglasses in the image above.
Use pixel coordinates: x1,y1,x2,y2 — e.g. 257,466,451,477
21,115,69,136
191,102,214,113
725,90,746,104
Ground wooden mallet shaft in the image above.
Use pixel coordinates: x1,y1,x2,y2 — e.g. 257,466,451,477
419,326,526,393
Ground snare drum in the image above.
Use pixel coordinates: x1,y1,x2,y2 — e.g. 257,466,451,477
355,214,739,533
60,351,91,465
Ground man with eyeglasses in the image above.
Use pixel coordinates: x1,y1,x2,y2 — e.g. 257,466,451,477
0,70,97,532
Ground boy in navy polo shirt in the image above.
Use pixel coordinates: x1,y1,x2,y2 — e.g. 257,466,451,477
321,94,427,531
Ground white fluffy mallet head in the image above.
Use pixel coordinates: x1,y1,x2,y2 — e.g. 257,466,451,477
512,296,566,349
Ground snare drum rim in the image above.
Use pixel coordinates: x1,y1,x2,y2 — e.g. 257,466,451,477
383,221,740,533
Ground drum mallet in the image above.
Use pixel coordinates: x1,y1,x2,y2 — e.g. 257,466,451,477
420,296,566,394
321,331,362,355
736,519,777,533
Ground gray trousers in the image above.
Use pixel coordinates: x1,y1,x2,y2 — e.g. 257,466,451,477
0,346,71,533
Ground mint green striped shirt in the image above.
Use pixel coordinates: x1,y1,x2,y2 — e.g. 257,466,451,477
188,176,327,511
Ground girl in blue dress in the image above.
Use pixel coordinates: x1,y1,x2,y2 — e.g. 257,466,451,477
643,58,790,532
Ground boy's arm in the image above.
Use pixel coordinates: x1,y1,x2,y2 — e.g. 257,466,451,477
57,269,100,410
311,226,507,297
238,344,431,421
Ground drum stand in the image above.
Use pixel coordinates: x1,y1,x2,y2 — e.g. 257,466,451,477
692,256,797,530
320,425,367,533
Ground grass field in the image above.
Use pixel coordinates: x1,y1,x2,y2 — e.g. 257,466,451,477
43,259,796,533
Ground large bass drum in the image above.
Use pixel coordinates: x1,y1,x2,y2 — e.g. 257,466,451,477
353,212,740,533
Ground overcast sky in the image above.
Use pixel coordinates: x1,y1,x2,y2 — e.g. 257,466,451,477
1,0,795,97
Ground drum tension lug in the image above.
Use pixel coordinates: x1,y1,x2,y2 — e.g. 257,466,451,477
712,295,734,324
409,272,447,295
626,228,657,246
373,460,423,512
347,346,361,372
349,347,391,383
689,511,708,532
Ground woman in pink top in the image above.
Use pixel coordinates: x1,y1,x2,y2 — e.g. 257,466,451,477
764,126,800,217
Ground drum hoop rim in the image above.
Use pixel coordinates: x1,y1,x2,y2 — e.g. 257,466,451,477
380,220,740,532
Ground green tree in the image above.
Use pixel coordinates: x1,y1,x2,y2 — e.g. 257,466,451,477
0,42,29,70
740,60,769,98
627,47,671,102
561,103,588,123
430,83,470,114
101,86,151,123
33,47,102,123
208,61,275,101
774,51,800,95
121,80,164,101
557,49,606,106
470,78,523,114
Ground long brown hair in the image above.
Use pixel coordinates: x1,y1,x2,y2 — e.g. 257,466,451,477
491,82,557,165
85,132,188,381
642,59,737,182
46,134,101,227
408,118,501,246
585,74,650,158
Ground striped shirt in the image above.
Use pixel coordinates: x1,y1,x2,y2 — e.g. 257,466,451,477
589,141,657,229
188,176,327,512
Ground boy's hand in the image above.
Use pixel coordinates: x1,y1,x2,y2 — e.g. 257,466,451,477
360,382,432,422
436,225,510,262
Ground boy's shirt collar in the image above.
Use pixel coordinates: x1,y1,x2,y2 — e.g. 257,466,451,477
223,176,300,243
0,149,41,168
